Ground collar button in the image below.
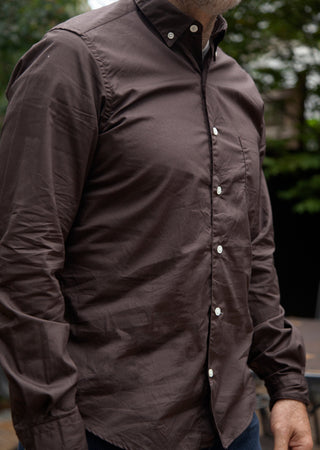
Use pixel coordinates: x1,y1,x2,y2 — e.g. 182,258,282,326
167,32,175,39
190,24,198,33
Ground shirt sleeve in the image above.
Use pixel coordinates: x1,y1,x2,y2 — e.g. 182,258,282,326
0,29,105,449
247,123,309,408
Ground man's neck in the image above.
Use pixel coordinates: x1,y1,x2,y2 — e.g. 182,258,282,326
167,0,217,48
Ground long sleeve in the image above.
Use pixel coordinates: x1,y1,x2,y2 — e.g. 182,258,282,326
0,29,105,449
247,124,309,408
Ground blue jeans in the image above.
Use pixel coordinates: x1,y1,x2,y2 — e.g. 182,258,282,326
18,412,261,450
203,412,262,450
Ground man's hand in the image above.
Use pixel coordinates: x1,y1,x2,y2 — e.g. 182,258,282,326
270,399,313,450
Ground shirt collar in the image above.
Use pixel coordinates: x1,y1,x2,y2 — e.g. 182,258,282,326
134,0,227,50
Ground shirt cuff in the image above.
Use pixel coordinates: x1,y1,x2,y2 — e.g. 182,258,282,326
265,371,310,410
15,407,88,450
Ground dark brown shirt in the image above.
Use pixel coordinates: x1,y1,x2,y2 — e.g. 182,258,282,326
0,0,309,449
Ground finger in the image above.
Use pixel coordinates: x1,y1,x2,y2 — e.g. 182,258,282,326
272,427,290,450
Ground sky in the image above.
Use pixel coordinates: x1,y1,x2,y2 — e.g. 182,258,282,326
88,0,117,8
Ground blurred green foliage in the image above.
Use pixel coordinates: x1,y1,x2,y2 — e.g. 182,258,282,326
224,0,320,214
0,0,88,122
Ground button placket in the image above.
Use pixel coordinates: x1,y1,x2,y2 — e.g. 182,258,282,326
205,82,224,389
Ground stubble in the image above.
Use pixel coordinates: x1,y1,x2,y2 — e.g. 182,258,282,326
181,0,241,15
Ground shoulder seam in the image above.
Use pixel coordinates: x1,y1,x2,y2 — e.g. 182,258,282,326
52,5,136,35
81,32,114,122
83,7,136,34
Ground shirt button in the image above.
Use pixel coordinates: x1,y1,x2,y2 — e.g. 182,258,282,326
190,24,198,33
167,32,175,39
217,245,223,254
215,307,222,316
212,127,219,136
208,368,214,378
217,186,222,195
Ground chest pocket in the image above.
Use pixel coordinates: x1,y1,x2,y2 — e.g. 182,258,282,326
239,136,261,236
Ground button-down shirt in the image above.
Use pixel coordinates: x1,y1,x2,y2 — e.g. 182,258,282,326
0,0,309,449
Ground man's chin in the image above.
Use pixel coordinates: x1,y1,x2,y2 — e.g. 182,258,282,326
191,0,241,16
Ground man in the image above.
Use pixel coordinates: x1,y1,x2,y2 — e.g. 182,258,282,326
0,0,314,448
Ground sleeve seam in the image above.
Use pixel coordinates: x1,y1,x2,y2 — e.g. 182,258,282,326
48,28,113,127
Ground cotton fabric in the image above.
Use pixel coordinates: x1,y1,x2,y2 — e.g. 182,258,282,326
0,0,308,449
